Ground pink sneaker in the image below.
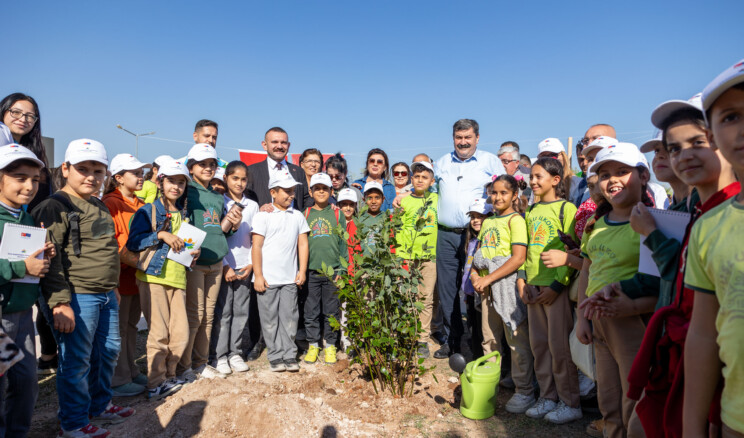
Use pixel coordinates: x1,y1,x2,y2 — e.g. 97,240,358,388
90,402,135,426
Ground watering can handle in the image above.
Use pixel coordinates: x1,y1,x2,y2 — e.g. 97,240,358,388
466,350,501,380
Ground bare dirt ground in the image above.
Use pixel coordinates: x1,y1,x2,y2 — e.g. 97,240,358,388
29,332,597,437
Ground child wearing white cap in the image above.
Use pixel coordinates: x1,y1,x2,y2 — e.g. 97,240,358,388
127,158,197,400
0,143,55,437
537,138,584,206
576,142,660,438
32,139,135,436
136,155,173,204
683,58,744,437
101,153,151,397
357,181,387,256
301,173,347,365
251,170,310,372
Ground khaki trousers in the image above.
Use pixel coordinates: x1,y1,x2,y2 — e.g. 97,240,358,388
180,262,223,373
415,260,437,341
112,294,143,387
593,315,648,438
138,280,189,389
528,290,580,408
481,295,534,396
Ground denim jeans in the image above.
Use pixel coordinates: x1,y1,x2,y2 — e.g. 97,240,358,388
40,291,121,431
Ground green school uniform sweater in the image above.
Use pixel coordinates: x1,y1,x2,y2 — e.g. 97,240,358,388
186,181,229,266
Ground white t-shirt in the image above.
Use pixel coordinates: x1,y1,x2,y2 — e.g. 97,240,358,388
648,181,671,210
222,194,259,270
251,206,310,285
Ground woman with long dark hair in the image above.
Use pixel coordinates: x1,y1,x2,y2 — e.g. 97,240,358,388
325,153,362,206
352,148,396,211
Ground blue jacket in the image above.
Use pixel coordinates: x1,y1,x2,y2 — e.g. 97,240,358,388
126,199,187,277
352,177,397,212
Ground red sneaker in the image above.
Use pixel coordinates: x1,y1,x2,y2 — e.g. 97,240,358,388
58,423,110,437
90,402,135,426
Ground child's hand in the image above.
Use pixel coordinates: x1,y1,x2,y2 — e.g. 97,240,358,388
520,283,536,305
43,241,56,259
224,266,237,282
189,249,201,268
566,246,581,257
576,317,593,345
226,208,242,226
630,202,657,237
254,275,268,292
295,271,306,287
581,283,634,319
535,286,559,305
24,248,50,277
236,265,253,280
259,203,275,213
52,303,76,333
114,288,121,305
159,231,184,252
471,275,490,294
541,249,568,268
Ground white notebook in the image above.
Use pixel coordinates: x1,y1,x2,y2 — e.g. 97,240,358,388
0,223,48,284
167,222,207,267
639,208,692,277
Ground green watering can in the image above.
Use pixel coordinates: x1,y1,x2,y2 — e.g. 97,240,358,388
449,351,502,420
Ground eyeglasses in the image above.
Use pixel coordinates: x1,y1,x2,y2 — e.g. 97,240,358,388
7,108,38,124
500,159,517,166
393,171,408,177
328,173,345,180
302,159,321,165
368,159,385,165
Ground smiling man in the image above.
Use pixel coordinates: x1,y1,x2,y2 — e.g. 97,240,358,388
433,119,506,359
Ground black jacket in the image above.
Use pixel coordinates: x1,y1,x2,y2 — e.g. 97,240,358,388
245,159,310,210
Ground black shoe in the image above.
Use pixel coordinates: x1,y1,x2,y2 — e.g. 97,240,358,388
433,344,451,359
37,355,58,375
417,342,430,359
246,342,265,361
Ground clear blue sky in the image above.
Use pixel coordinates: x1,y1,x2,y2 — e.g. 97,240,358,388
4,1,743,178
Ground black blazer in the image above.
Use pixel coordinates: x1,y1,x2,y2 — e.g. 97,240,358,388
245,159,311,210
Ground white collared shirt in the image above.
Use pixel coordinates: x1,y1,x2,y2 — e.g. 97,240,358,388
267,156,289,181
222,194,259,270
251,205,310,285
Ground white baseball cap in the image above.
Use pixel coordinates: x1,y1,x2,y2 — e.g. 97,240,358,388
363,181,384,195
310,172,332,188
582,136,618,157
640,131,663,153
0,123,13,147
651,93,703,129
411,161,434,173
157,159,191,181
538,138,565,155
468,198,492,215
212,167,225,182
109,153,150,176
337,188,358,203
589,142,646,174
153,155,174,167
0,144,45,170
269,170,301,189
187,143,218,164
65,139,108,166
702,58,744,122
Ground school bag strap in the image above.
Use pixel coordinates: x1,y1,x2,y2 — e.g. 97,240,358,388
304,206,341,225
49,193,82,257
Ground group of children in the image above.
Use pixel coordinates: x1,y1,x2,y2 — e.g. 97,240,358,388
0,58,742,438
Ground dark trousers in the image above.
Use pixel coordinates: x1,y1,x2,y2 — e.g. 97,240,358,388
304,271,340,346
465,294,484,359
36,301,57,356
435,228,466,353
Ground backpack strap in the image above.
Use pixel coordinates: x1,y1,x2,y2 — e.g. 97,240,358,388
559,201,566,228
334,208,340,225
151,203,157,232
304,207,312,219
49,193,82,257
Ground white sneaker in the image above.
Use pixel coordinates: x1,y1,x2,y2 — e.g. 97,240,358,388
578,370,596,398
175,368,197,385
229,354,250,372
505,392,536,414
215,357,232,375
544,401,583,424
525,398,557,419
195,364,227,379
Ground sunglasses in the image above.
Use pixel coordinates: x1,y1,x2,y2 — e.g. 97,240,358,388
393,171,408,177
368,159,385,165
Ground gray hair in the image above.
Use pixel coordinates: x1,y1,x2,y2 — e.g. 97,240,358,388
453,119,479,136
497,145,520,161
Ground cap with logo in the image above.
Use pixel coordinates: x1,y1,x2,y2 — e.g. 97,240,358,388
363,181,384,195
269,170,301,189
582,136,619,157
65,139,108,166
468,198,492,215
109,153,151,176
157,159,191,181
310,172,332,188
187,143,218,164
702,58,744,123
0,122,13,147
153,155,174,167
411,161,434,173
538,138,565,155
337,188,358,203
589,142,646,174
640,131,663,154
0,144,45,170
651,93,703,129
